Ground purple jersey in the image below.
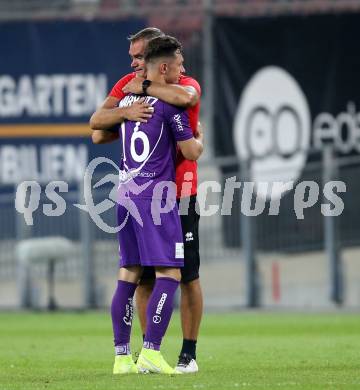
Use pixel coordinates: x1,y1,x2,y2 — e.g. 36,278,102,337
118,94,193,199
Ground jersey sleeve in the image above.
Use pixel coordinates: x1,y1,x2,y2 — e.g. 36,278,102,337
179,75,201,97
164,104,194,142
109,73,136,99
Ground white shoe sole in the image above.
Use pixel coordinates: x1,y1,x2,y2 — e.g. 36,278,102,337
175,359,199,374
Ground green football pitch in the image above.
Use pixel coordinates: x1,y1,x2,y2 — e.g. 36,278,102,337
0,311,359,389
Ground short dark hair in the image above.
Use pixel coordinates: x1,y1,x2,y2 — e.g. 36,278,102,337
144,35,182,63
128,27,164,43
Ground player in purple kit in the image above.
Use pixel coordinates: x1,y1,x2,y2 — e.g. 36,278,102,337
91,28,203,374
107,36,203,374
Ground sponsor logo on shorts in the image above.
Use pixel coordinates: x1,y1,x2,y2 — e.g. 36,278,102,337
175,242,184,259
185,232,194,242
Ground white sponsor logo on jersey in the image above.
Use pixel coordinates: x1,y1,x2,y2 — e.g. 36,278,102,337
173,114,184,132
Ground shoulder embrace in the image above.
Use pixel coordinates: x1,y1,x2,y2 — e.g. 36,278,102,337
180,75,201,95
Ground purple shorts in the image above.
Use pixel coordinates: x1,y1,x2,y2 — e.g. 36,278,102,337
117,197,184,268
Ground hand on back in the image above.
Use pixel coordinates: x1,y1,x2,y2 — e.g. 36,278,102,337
124,97,154,123
122,77,144,95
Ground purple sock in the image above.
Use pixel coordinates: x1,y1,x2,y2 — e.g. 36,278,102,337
144,277,179,351
111,280,137,354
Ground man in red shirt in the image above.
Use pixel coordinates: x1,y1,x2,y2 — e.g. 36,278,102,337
90,27,203,373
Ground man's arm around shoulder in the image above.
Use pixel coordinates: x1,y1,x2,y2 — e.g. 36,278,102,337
90,96,154,144
147,83,199,108
122,77,200,108
90,96,119,144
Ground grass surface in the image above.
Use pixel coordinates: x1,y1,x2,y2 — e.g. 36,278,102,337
0,311,360,389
